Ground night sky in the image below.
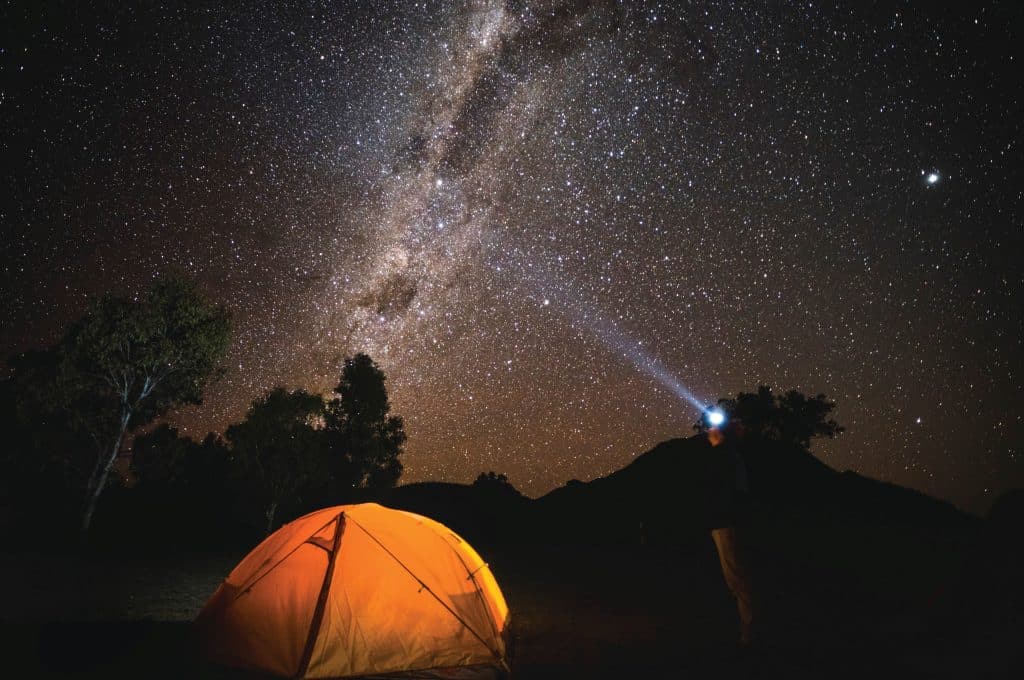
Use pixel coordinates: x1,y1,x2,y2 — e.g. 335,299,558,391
3,1,1022,513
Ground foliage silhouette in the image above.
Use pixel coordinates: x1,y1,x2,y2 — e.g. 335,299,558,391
226,387,326,535
98,425,235,549
475,471,510,486
2,350,82,491
64,274,230,534
130,424,194,489
323,353,406,495
473,471,523,498
696,385,843,450
3,275,230,536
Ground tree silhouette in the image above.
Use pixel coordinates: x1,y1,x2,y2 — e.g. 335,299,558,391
130,424,193,489
475,471,510,486
1,348,87,500
226,387,325,535
696,385,844,450
324,353,406,495
473,471,522,497
186,433,231,504
64,275,230,534
119,426,232,546
5,275,230,536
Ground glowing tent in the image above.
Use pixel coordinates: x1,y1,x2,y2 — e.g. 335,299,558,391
197,503,510,678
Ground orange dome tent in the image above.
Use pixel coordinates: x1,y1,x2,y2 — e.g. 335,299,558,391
197,503,510,678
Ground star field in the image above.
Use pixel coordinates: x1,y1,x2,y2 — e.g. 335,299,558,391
3,1,1022,513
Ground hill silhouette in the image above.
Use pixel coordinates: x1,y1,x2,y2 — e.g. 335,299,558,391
374,435,975,548
537,435,971,527
367,436,980,615
372,480,532,547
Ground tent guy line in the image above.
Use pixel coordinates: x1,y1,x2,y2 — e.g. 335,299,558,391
346,515,504,662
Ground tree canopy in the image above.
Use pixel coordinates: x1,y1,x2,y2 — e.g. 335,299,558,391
226,387,326,534
60,274,231,534
696,385,844,451
1,349,87,497
324,353,406,493
473,471,522,497
130,424,194,489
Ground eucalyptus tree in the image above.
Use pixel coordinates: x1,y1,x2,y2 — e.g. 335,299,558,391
62,274,230,535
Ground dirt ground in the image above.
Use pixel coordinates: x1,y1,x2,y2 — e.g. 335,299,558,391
0,542,1019,679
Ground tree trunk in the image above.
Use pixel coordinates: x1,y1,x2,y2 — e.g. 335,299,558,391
81,411,130,538
85,449,105,500
265,501,278,536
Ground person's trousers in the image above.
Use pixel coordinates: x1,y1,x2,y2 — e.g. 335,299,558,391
711,525,754,645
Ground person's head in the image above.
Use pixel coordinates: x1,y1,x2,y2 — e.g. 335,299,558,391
707,419,745,448
703,408,728,447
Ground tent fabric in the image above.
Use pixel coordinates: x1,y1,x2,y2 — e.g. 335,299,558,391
197,503,510,679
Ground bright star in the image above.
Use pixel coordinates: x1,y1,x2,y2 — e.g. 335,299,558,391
926,172,940,185
706,409,726,427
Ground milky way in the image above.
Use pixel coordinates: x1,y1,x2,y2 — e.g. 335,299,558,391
3,1,1022,512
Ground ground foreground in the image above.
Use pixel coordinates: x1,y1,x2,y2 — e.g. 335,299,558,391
0,537,1020,679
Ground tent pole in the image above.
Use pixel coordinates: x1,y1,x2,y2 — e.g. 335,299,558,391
295,512,346,679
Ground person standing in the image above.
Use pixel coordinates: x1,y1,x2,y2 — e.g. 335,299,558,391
705,414,755,647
